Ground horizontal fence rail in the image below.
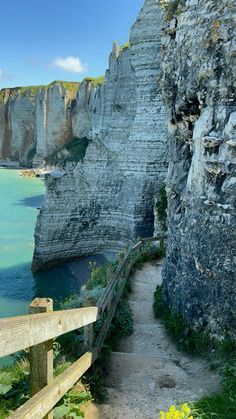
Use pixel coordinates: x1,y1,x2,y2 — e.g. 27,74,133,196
0,235,166,419
0,307,99,358
9,351,99,419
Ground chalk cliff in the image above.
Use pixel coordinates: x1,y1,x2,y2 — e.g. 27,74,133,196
0,81,78,166
161,0,236,339
32,0,168,270
1,0,235,338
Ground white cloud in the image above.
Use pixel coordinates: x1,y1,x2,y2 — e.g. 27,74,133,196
52,56,87,73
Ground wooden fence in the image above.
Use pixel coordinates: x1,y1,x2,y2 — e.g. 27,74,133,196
0,236,166,419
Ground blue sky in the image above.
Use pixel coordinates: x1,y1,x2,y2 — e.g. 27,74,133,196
0,0,144,89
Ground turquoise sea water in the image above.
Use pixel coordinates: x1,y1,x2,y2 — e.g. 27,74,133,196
0,169,114,319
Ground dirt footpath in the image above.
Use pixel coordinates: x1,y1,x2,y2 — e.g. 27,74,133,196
84,260,219,419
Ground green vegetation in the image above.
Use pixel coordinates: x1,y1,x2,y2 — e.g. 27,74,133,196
165,0,185,21
0,80,79,100
0,358,30,418
84,76,106,87
156,184,168,232
85,260,118,291
0,357,92,419
61,260,119,312
53,388,92,418
131,247,166,274
193,363,236,419
48,80,79,95
153,284,236,418
120,42,130,50
45,137,90,167
10,85,45,97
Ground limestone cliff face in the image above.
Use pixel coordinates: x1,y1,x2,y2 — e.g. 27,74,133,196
32,0,168,271
161,0,236,339
0,82,78,166
0,89,36,164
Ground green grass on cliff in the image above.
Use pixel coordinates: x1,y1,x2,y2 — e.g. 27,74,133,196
120,41,130,50
44,137,90,167
48,80,79,94
0,80,79,100
83,76,105,87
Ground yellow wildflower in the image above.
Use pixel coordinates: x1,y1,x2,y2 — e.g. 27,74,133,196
169,405,177,414
159,403,193,419
181,404,191,415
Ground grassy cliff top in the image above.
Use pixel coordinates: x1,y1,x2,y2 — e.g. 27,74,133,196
83,76,106,87
0,80,79,100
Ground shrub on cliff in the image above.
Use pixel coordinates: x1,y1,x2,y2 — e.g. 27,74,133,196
45,137,90,167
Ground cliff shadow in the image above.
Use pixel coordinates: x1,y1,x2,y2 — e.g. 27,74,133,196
15,194,44,209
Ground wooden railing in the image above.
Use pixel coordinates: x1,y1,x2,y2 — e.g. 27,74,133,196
0,235,166,419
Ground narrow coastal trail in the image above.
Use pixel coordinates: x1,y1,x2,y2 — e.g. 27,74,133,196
85,260,219,419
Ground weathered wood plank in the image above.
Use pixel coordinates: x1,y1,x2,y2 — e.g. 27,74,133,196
131,241,142,251
0,307,99,357
141,235,167,243
97,247,133,313
95,276,127,351
29,298,53,419
9,350,99,419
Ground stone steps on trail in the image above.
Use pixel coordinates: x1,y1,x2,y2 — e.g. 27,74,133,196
98,350,219,418
94,261,220,419
118,324,178,357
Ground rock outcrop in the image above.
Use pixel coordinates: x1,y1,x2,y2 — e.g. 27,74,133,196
32,0,168,271
0,81,78,166
161,0,236,339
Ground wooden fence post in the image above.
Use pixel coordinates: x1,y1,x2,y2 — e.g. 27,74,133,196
29,298,53,419
84,324,94,350
160,236,165,251
83,298,95,350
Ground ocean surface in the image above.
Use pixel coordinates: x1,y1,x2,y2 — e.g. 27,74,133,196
0,169,115,320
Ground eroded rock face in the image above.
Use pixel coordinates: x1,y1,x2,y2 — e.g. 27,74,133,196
0,89,36,165
32,0,168,271
161,0,236,339
0,82,78,166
